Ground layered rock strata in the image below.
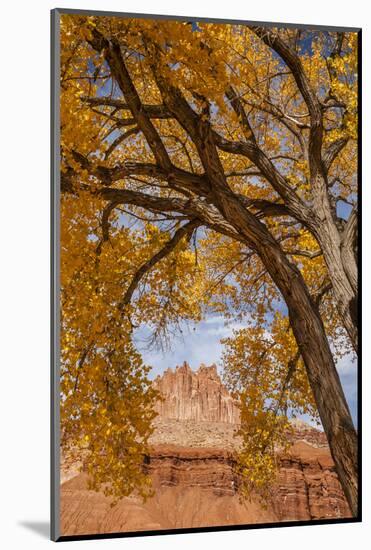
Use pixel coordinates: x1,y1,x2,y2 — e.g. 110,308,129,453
60,442,350,536
60,362,351,536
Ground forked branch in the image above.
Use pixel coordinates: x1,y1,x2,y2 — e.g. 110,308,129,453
119,219,200,308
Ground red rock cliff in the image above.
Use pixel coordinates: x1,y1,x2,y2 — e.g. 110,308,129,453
60,362,351,536
153,361,241,424
60,442,350,536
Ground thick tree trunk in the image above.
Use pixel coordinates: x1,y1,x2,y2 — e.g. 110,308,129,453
310,184,358,351
258,243,358,517
180,118,359,514
341,205,358,304
316,226,358,350
214,191,358,517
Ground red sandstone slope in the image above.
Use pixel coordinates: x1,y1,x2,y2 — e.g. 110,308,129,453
60,363,350,536
60,442,350,536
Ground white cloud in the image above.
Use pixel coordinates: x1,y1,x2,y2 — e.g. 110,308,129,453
134,315,249,378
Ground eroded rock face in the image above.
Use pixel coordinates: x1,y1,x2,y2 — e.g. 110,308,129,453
60,362,352,536
273,442,351,521
153,362,241,424
288,418,328,448
145,443,350,521
60,442,350,536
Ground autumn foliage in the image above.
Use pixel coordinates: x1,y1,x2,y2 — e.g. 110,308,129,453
59,14,358,513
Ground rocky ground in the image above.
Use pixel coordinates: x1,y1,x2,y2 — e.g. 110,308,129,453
149,417,328,450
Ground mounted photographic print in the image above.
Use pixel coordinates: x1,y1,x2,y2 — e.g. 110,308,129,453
51,8,361,541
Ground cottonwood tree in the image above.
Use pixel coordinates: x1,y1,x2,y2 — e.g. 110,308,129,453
59,15,359,514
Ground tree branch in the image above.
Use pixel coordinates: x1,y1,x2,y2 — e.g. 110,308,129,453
68,150,211,198
61,171,246,242
104,126,140,160
119,220,200,308
95,201,120,256
313,280,332,307
252,27,323,174
285,248,322,259
323,137,349,173
225,85,257,143
212,131,311,224
88,28,172,171
242,97,307,153
81,96,172,119
240,198,291,218
223,85,308,222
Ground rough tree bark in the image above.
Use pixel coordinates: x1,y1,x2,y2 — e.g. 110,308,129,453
312,204,358,350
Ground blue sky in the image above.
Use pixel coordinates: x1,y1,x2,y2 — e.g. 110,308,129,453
134,315,245,378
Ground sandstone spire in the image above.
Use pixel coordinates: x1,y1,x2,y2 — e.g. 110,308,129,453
153,363,241,424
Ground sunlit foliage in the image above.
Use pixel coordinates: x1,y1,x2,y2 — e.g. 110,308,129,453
59,14,358,502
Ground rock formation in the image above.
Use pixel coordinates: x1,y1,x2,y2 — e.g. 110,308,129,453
153,361,240,424
60,442,350,535
60,362,351,536
273,442,350,521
